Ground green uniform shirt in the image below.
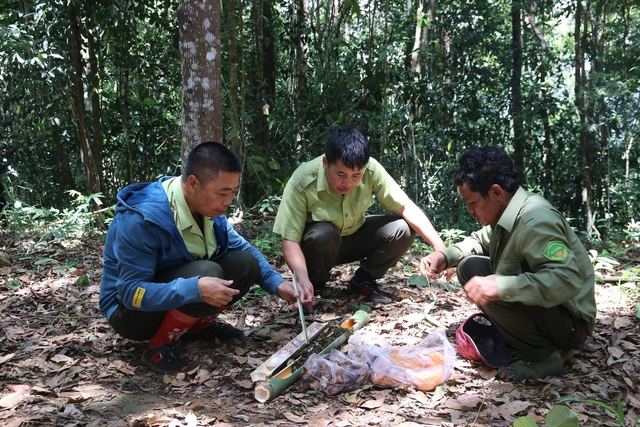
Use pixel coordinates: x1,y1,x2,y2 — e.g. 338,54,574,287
441,187,597,333
273,156,410,242
162,177,218,260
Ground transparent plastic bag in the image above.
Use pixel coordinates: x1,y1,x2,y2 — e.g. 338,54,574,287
349,329,455,391
300,349,369,395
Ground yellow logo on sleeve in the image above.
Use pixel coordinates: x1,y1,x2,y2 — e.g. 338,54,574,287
132,287,146,308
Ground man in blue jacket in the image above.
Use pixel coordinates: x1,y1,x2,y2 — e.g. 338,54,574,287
100,142,296,375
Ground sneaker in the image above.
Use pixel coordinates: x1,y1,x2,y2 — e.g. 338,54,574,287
497,350,564,381
141,344,189,375
347,279,392,303
182,322,244,343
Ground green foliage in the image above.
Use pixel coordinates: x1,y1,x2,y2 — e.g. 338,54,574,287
512,405,579,427
2,0,640,241
559,396,629,426
0,191,110,252
408,274,429,288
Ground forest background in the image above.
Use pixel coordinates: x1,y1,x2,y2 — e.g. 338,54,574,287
1,0,639,246
1,1,640,425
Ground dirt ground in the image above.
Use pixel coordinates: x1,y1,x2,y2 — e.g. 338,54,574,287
0,235,639,427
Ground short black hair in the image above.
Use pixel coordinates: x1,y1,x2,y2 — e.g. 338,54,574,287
454,145,520,198
182,141,242,184
325,128,370,170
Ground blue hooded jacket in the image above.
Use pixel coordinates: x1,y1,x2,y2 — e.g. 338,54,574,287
99,177,283,321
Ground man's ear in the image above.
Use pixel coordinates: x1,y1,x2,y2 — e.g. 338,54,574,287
490,184,504,199
185,175,200,192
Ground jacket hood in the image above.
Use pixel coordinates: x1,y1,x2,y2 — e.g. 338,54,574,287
116,178,175,230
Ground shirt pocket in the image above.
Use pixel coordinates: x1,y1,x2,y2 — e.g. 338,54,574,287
352,195,374,216
311,205,339,222
495,260,522,276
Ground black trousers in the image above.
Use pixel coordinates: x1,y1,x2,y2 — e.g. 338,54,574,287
301,215,416,286
108,251,260,341
457,255,586,361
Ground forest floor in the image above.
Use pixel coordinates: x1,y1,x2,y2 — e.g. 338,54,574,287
0,222,639,427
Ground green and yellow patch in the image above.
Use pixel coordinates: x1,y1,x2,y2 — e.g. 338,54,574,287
543,241,568,261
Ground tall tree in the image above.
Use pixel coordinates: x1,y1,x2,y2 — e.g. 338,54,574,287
177,0,223,159
511,0,525,183
68,1,103,200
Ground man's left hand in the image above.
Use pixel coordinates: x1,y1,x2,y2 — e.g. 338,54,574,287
462,276,500,306
276,280,316,308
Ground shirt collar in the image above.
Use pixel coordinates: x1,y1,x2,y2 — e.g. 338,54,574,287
317,158,343,197
166,176,202,234
496,186,527,233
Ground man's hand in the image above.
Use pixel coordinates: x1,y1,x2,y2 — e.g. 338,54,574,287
420,252,447,278
198,277,240,307
277,278,316,310
462,276,500,306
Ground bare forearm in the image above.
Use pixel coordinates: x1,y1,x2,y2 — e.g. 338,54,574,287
397,202,446,251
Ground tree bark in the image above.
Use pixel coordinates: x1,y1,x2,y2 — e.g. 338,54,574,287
528,2,553,195
86,0,103,196
575,0,594,232
177,0,223,161
226,0,241,159
510,1,525,184
68,3,102,198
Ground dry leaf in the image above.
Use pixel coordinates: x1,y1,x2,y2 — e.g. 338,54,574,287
0,384,30,409
361,398,385,409
282,411,305,423
608,346,624,358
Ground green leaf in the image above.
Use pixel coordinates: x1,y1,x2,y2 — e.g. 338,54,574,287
351,303,371,313
635,302,639,319
251,155,264,163
5,279,22,290
225,128,240,141
512,416,538,427
431,385,445,401
441,283,461,292
75,275,90,287
267,160,280,170
408,273,429,288
545,405,579,427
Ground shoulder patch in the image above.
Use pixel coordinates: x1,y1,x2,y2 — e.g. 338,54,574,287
132,287,146,308
543,241,568,261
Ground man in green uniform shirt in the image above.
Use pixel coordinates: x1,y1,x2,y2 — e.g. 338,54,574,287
273,127,447,306
421,145,597,380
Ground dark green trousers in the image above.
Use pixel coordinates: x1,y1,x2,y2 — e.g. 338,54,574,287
457,255,586,361
300,215,416,287
109,251,259,341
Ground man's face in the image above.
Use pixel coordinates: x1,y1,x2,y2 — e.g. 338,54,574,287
458,183,507,226
189,171,240,218
323,157,363,195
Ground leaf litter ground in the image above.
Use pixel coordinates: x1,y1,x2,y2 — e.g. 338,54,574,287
0,232,639,427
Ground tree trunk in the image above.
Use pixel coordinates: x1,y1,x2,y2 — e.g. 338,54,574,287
510,1,525,184
86,0,103,196
68,4,102,198
291,0,309,154
256,0,275,152
226,0,241,159
177,0,223,161
528,2,553,195
575,0,594,232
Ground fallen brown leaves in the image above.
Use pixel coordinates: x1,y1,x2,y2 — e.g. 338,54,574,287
0,235,639,427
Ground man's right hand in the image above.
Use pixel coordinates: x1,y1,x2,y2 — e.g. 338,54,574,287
198,277,240,307
419,252,447,278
